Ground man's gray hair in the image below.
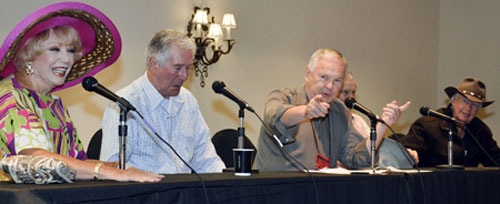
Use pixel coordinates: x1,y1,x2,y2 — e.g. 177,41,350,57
451,93,460,102
307,48,347,72
345,71,354,81
146,29,196,68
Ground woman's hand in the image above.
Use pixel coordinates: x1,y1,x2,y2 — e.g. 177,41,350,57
112,167,164,183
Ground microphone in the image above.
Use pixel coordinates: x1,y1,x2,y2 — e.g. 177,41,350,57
82,77,136,111
419,106,458,123
344,97,379,121
212,81,255,112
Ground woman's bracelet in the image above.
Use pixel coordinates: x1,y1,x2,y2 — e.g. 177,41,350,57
93,162,104,180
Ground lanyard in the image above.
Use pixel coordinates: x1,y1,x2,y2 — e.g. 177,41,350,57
310,120,331,157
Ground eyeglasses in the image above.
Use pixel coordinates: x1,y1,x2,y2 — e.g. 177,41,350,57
459,95,482,109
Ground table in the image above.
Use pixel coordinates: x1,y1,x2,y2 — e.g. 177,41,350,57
1,168,499,204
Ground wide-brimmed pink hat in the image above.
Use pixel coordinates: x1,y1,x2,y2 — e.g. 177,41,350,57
0,1,121,91
445,77,494,108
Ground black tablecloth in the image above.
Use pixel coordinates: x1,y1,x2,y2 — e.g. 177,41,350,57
1,168,499,204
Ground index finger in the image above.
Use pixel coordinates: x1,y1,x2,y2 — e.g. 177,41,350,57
313,94,323,103
399,101,411,112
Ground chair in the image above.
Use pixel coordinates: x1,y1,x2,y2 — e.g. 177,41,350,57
211,129,256,168
377,135,415,168
87,129,102,160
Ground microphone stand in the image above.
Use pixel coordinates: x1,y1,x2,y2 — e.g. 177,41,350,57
436,122,464,169
231,104,257,176
238,107,245,149
369,118,377,172
118,104,130,170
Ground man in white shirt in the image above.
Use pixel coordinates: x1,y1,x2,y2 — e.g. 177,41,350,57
337,72,370,138
337,72,419,167
100,30,225,174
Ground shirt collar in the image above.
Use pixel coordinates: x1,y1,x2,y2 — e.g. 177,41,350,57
141,72,185,116
10,75,59,100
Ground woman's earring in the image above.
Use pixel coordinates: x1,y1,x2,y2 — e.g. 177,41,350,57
25,62,33,76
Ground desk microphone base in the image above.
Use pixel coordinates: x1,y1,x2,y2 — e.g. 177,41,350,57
436,164,464,170
223,168,260,174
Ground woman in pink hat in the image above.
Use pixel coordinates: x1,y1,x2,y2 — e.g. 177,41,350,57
0,2,163,182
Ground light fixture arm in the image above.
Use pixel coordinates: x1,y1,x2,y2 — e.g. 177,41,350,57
213,39,236,55
187,6,236,87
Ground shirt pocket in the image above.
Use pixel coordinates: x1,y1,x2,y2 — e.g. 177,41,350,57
172,123,196,161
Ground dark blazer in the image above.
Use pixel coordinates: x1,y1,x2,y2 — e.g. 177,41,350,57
401,105,500,167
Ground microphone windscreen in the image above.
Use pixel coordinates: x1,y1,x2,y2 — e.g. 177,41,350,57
344,97,356,109
212,80,225,94
419,106,430,116
82,76,98,92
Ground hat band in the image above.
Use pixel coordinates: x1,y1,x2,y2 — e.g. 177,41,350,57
462,90,485,101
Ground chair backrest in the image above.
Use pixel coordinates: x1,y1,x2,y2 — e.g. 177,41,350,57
378,137,415,168
211,129,256,168
87,129,102,160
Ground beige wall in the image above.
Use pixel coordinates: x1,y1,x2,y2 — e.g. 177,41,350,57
439,0,500,143
2,0,496,151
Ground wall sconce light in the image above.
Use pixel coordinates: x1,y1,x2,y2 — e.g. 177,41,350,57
187,7,237,87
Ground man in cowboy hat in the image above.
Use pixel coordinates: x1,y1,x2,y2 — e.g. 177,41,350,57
401,77,500,167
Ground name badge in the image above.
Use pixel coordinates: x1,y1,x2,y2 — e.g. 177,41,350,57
315,153,331,169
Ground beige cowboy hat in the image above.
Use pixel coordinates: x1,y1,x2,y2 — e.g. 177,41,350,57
444,77,494,108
